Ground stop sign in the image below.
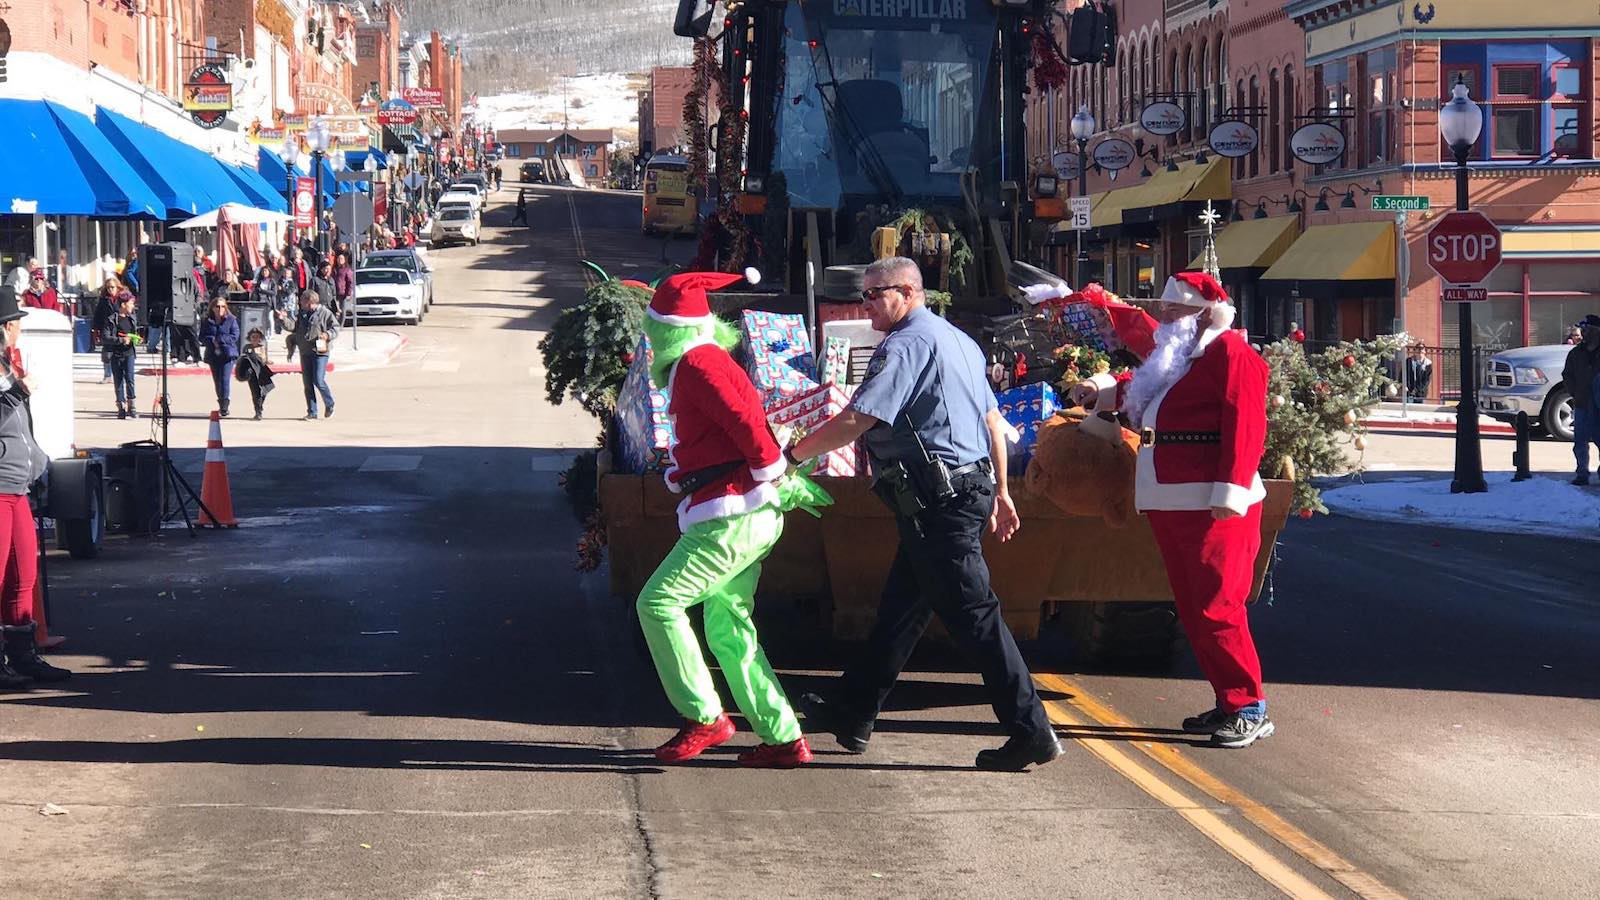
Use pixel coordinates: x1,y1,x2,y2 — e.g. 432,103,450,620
1427,210,1502,285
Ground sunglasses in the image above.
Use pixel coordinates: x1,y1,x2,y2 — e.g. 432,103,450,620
860,284,917,302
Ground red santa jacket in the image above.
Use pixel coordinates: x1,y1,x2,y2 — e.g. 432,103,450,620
661,342,787,531
1094,327,1268,514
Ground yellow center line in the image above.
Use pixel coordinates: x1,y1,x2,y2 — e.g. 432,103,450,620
1037,673,1406,900
1041,693,1336,900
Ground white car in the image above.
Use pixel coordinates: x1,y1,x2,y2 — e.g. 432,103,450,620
352,267,426,325
431,207,480,246
438,190,482,215
447,182,484,201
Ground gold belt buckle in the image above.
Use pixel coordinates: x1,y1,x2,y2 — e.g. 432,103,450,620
1139,427,1155,448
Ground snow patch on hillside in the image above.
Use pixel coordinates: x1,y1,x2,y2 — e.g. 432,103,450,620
474,73,643,141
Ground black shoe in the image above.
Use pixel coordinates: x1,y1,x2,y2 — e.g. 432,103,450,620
1572,475,1591,486
2,623,70,683
127,404,137,419
1211,713,1275,749
975,732,1064,771
0,658,31,690
797,692,872,754
116,405,127,420
1182,707,1229,735
220,402,230,417
324,403,334,418
253,408,263,421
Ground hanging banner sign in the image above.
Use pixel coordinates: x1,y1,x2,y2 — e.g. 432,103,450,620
1092,137,1136,171
322,115,372,150
1207,120,1260,158
402,87,446,110
377,98,419,126
1051,150,1080,180
1290,122,1347,166
185,64,233,129
297,82,357,116
293,177,316,229
1139,101,1186,137
247,115,308,145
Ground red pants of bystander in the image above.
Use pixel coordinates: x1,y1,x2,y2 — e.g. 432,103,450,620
0,493,38,626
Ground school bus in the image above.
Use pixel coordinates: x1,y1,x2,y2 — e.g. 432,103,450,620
641,154,697,237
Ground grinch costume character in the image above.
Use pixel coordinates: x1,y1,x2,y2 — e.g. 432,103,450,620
635,269,830,768
1077,272,1273,749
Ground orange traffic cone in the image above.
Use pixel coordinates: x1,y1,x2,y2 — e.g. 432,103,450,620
199,411,239,528
30,578,64,651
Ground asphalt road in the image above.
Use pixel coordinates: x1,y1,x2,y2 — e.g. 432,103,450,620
4,184,1596,899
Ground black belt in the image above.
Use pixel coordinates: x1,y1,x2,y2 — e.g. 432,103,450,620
950,458,994,479
1138,429,1222,447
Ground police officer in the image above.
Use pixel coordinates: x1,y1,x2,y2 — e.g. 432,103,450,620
787,257,1061,771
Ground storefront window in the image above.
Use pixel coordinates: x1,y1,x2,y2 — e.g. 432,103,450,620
1554,107,1581,156
1492,108,1538,157
1131,243,1157,298
1529,263,1600,345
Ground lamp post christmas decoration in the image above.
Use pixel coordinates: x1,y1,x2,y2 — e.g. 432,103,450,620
1198,201,1222,281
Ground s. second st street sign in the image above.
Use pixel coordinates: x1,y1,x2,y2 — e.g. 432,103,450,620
1372,195,1430,212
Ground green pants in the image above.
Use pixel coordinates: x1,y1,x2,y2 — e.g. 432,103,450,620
636,504,802,745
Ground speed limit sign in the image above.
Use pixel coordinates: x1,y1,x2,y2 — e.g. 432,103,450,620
1068,196,1092,231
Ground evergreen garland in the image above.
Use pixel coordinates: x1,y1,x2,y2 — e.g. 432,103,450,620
537,279,653,418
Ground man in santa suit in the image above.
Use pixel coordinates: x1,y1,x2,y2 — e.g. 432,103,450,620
1076,271,1274,748
633,269,830,768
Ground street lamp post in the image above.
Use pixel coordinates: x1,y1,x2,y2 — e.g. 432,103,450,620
283,138,301,248
1440,79,1487,494
1069,104,1096,286
305,117,332,256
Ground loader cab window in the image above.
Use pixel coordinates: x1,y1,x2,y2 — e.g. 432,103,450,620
776,1,999,211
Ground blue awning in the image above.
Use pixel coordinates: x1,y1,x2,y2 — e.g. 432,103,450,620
94,108,207,216
45,102,165,219
343,149,389,170
170,140,253,211
258,145,292,187
225,163,287,213
0,99,109,215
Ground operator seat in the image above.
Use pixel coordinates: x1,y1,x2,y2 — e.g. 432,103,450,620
832,80,932,192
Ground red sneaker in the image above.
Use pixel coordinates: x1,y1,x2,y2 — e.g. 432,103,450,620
737,737,814,769
653,713,736,762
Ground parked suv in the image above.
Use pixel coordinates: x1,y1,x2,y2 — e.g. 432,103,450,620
1479,344,1576,441
520,161,547,183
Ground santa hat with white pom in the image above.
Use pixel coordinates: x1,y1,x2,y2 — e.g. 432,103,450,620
647,267,761,326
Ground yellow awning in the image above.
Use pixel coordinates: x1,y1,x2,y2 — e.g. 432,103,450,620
1120,157,1232,223
1260,220,1396,282
1187,216,1301,271
1502,228,1600,258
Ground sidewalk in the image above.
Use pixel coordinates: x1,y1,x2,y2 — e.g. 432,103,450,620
1323,472,1600,539
1362,400,1515,434
73,328,408,383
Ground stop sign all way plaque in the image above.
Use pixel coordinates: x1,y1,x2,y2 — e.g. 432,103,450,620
1427,210,1502,297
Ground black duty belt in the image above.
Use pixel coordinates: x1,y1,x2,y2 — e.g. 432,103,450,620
1138,429,1222,447
950,459,994,479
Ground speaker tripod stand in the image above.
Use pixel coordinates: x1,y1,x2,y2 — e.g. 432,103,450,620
153,320,220,536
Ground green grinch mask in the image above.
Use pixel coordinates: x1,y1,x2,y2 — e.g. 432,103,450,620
641,315,741,390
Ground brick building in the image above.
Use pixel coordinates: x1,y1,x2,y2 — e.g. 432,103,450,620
498,128,614,187
354,0,401,103
638,66,697,156
1033,0,1600,352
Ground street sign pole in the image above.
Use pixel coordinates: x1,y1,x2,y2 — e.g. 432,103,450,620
1396,209,1408,416
1427,207,1500,494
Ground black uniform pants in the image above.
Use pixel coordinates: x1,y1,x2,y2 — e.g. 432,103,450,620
838,474,1053,741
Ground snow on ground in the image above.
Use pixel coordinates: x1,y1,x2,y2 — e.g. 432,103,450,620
1322,473,1600,540
474,74,642,139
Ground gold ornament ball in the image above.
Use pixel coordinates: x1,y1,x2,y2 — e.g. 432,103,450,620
1344,410,1356,425
1271,394,1286,408
1354,435,1368,451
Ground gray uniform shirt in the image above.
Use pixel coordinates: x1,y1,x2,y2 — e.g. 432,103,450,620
849,306,996,467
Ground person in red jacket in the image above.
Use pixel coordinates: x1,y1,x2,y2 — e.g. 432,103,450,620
20,271,61,313
633,270,830,768
1075,271,1274,748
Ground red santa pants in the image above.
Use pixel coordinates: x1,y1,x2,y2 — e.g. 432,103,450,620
1147,505,1264,712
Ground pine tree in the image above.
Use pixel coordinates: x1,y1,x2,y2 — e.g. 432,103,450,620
537,279,652,417
1260,335,1406,514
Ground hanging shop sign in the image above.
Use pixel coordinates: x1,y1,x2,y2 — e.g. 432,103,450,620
1206,120,1260,159
298,82,357,116
402,87,446,110
1092,137,1136,171
1289,122,1346,166
377,98,419,126
1139,100,1186,137
184,64,233,129
1051,150,1080,180
247,114,308,145
322,114,372,150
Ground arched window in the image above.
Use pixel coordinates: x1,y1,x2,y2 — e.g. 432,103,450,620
1234,80,1247,180
1199,43,1211,139
1099,60,1109,129
1118,48,1128,125
1216,39,1228,126
1283,64,1297,169
1141,38,1150,109
1269,68,1281,173
1248,74,1260,178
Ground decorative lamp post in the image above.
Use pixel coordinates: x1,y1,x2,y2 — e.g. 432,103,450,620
283,138,301,246
1439,78,1487,494
1069,103,1095,284
305,117,332,252
431,127,443,183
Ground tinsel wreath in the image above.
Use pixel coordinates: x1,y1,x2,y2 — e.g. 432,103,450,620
1030,29,1069,92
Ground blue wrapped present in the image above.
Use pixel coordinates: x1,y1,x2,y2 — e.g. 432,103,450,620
995,383,1059,472
740,309,819,410
614,336,675,473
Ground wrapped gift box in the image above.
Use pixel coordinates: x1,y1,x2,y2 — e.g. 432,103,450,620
820,335,851,388
995,383,1059,472
741,310,820,409
614,336,674,473
767,384,863,478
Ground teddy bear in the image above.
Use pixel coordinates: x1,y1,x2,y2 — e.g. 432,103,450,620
1024,405,1142,527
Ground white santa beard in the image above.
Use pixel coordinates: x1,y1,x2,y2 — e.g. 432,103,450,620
1123,313,1202,428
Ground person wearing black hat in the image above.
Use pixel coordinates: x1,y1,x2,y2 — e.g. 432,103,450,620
0,286,70,688
1563,314,1600,485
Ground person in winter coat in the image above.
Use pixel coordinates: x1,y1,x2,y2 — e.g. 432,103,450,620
235,327,275,420
1564,315,1600,485
281,289,339,419
20,271,61,313
254,253,295,331
94,277,127,382
333,253,355,319
198,295,241,417
0,288,70,689
100,291,142,419
310,259,339,317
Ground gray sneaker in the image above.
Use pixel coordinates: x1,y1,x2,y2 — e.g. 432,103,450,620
1212,713,1275,748
1182,707,1229,734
